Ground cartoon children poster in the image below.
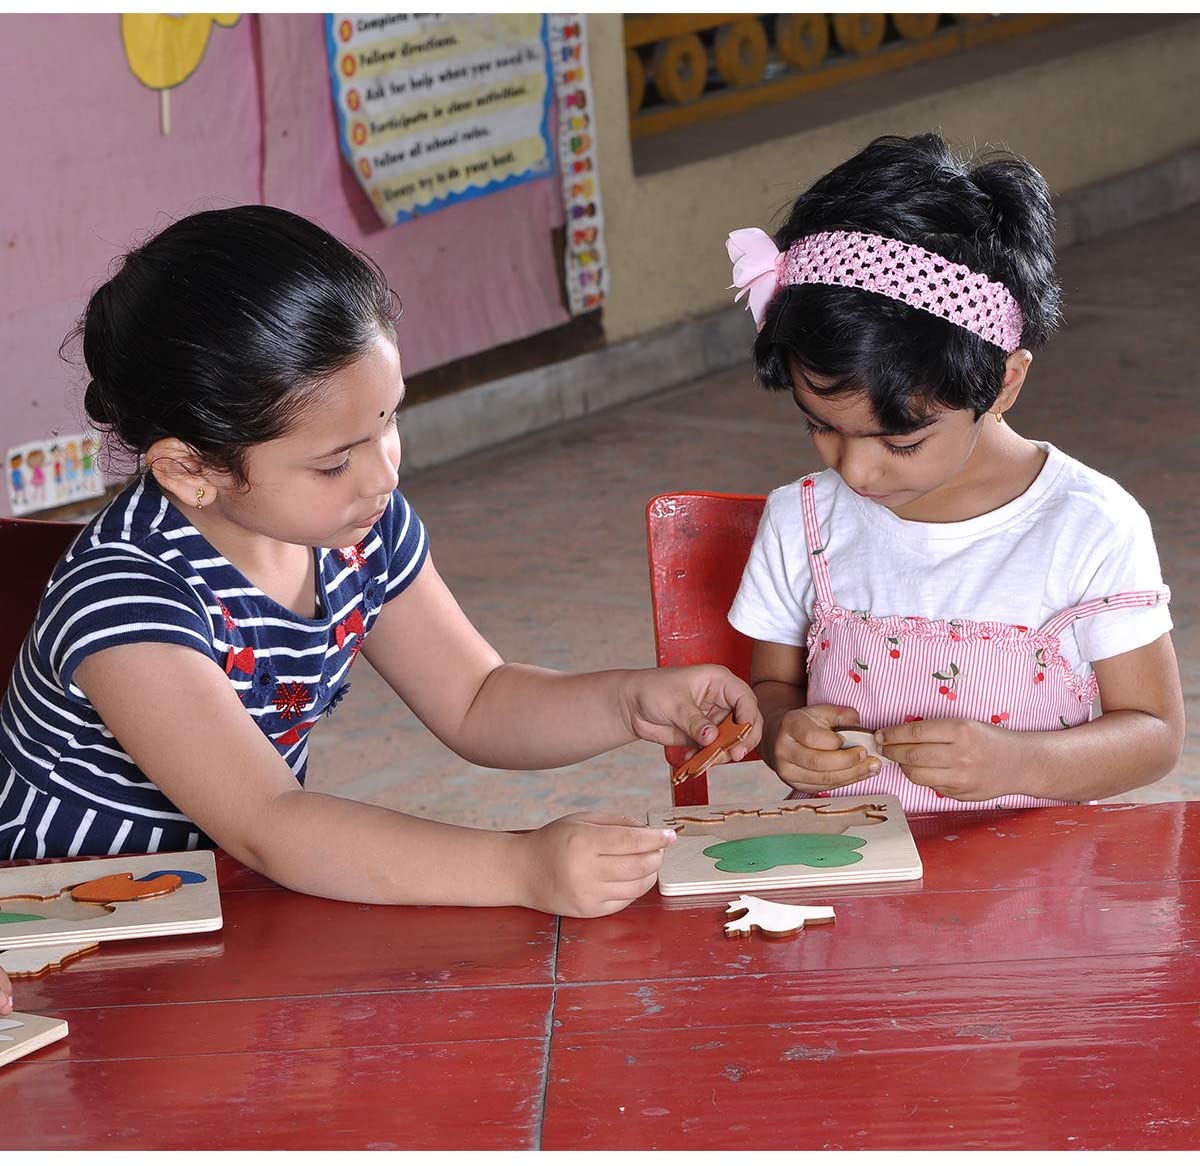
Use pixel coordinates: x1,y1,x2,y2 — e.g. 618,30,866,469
6,432,105,516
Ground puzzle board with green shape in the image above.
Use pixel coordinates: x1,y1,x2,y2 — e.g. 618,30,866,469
647,795,922,896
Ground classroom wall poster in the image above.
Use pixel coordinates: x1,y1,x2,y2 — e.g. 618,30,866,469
548,15,608,315
7,433,105,516
327,14,555,225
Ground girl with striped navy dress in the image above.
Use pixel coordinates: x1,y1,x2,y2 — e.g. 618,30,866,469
0,206,760,923
725,133,1182,810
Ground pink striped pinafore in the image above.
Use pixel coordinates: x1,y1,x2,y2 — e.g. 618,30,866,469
796,476,1171,811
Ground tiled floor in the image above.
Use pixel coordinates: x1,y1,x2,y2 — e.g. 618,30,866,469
309,206,1199,830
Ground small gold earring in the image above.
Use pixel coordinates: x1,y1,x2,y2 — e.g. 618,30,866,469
196,487,206,509
995,412,1005,425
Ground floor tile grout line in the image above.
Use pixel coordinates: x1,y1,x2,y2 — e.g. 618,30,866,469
534,913,563,1150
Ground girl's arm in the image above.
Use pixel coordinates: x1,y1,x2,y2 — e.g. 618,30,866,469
362,557,760,768
749,640,880,792
877,633,1185,801
0,967,12,1015
74,644,676,915
1022,633,1184,800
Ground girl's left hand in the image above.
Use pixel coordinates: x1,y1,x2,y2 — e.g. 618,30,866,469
618,665,762,759
874,717,1026,802
0,967,13,1016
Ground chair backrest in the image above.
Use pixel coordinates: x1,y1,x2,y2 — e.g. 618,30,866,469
0,517,82,693
645,492,766,806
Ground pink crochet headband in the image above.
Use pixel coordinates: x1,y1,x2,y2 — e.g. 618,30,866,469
727,227,1024,351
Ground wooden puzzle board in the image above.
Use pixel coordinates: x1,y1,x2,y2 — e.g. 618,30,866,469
0,850,221,951
648,795,922,897
0,1012,69,1068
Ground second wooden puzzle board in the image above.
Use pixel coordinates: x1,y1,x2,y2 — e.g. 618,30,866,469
648,795,922,896
0,1012,69,1068
0,849,222,950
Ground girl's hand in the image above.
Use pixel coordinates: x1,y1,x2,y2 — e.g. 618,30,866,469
765,704,880,794
517,813,677,918
874,717,1021,801
617,665,762,759
0,968,13,1016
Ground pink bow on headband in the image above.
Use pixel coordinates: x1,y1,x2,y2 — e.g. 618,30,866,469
725,226,1024,350
726,228,782,331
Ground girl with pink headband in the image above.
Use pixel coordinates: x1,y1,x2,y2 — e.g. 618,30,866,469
727,132,1182,810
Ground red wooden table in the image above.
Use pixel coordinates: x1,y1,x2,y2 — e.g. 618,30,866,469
4,802,1199,1150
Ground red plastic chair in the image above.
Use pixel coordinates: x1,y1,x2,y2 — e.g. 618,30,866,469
0,517,82,694
645,492,766,806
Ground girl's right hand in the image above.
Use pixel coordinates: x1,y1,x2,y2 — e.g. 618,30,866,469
517,813,677,918
1,967,13,1015
766,704,881,794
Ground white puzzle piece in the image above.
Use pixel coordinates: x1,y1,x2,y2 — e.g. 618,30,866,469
724,895,835,938
837,728,886,765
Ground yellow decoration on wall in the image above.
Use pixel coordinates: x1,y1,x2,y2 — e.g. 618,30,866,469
121,13,240,91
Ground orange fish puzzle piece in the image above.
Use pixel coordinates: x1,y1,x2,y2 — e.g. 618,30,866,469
70,872,183,904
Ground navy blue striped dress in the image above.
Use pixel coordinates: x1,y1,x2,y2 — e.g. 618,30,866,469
0,474,428,859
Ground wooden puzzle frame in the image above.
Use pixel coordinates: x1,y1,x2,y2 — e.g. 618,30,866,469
0,850,222,951
649,795,922,896
0,1011,69,1068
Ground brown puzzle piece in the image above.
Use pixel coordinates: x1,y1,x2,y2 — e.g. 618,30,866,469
671,714,754,785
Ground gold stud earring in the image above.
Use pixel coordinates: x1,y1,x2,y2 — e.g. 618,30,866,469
196,487,206,509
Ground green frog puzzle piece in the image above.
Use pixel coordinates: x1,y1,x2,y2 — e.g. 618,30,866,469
703,833,868,873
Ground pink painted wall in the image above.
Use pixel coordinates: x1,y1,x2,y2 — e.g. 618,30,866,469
0,14,568,517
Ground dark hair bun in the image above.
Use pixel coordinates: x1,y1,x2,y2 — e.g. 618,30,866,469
83,378,112,426
968,154,1061,348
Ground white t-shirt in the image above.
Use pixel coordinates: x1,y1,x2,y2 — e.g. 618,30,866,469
729,442,1172,679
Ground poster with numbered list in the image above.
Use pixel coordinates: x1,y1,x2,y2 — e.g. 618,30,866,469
327,14,555,225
